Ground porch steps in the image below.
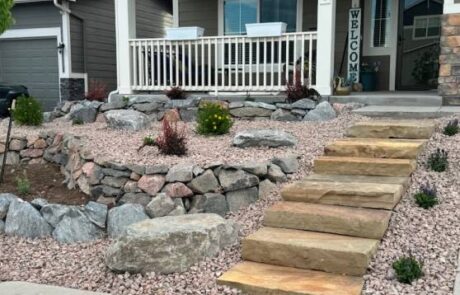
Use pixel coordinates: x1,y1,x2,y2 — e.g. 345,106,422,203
329,92,442,107
264,202,392,239
352,105,460,119
218,120,436,295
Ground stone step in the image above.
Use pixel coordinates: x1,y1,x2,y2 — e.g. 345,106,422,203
264,202,392,239
346,120,435,139
304,173,410,189
0,282,109,295
242,227,379,276
324,138,426,159
217,261,364,295
314,156,416,177
281,180,403,209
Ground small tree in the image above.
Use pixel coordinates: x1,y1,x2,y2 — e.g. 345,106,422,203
0,0,14,34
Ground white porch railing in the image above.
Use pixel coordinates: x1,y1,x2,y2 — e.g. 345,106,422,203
129,31,317,92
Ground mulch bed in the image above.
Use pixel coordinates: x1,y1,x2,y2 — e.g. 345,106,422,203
0,163,90,205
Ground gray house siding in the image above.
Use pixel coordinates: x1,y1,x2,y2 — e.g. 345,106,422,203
137,0,173,38
179,0,219,36
10,2,61,30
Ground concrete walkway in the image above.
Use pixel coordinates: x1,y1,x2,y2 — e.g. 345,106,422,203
0,282,109,295
353,106,460,118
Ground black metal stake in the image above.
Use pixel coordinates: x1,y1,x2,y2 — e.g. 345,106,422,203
0,99,15,185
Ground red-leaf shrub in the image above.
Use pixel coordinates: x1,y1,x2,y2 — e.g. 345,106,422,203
165,86,187,100
85,80,108,102
285,72,320,103
156,119,188,156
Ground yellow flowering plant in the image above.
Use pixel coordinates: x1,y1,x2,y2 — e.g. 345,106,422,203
196,102,233,135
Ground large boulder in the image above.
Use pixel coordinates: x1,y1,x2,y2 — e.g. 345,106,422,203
145,193,180,218
218,169,259,192
272,155,300,174
270,109,299,122
105,214,239,274
5,201,52,239
291,98,317,110
189,193,229,217
166,164,194,182
304,101,337,121
105,110,150,131
0,220,4,234
67,106,97,123
107,204,149,238
226,187,259,212
53,211,105,243
233,129,297,148
41,204,72,227
84,201,108,228
187,169,219,194
0,193,18,219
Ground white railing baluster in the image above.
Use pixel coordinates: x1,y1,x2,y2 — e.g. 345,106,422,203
249,40,253,90
293,35,297,85
181,41,185,87
208,39,212,88
163,40,167,89
188,41,192,88
256,39,260,89
278,37,282,89
138,41,143,88
235,37,239,88
242,37,246,90
270,37,274,90
301,34,305,86
309,35,313,86
263,38,267,89
285,35,290,86
201,39,205,90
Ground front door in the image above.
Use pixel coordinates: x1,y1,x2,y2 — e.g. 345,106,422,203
396,0,443,90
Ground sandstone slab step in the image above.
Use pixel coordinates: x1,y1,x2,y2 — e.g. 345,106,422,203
217,261,363,295
314,156,416,177
264,202,392,239
304,173,410,189
242,227,379,276
346,120,435,139
324,138,426,159
281,180,404,209
0,282,109,295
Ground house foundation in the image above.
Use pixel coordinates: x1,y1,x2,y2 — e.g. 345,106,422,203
439,13,460,105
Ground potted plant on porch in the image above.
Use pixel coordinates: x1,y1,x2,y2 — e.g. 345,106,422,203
360,62,379,91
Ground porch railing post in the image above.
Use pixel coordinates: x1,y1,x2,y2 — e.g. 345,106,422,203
316,0,336,96
115,0,136,96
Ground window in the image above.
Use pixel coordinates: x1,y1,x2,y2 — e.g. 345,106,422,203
224,0,257,35
371,0,392,47
223,0,298,35
261,0,297,33
413,15,441,39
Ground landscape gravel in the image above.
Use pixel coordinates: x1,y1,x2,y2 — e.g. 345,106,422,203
1,113,459,294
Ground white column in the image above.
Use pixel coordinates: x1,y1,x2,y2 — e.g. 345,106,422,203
315,0,336,96
115,0,136,94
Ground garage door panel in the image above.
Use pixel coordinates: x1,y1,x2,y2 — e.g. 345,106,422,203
0,38,60,111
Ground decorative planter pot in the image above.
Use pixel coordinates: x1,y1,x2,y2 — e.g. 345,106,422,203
246,22,287,37
165,27,205,40
360,72,377,91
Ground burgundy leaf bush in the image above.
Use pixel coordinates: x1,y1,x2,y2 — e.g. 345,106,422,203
156,119,188,156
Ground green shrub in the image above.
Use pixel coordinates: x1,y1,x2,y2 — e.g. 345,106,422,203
143,136,155,146
16,176,31,196
72,118,84,125
427,148,448,172
443,119,459,136
414,183,438,209
122,96,130,104
196,102,233,135
11,96,43,126
392,256,424,284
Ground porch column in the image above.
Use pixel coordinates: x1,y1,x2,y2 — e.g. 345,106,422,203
315,0,336,96
114,0,136,95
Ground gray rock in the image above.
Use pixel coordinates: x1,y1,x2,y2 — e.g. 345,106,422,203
276,103,293,110
272,155,300,174
53,211,105,243
303,101,337,121
145,164,169,175
0,152,20,166
5,201,52,239
187,170,219,194
145,193,176,218
103,161,129,171
0,194,17,219
179,108,198,122
100,101,127,112
229,107,273,118
40,204,72,227
167,204,186,216
229,102,244,109
126,164,145,175
166,164,194,182
0,220,4,234
267,163,287,183
190,193,229,217
105,110,150,131
258,179,277,199
119,193,152,207
165,98,199,109
239,162,268,177
291,109,307,116
105,214,239,274
43,112,57,123
107,204,149,238
132,102,159,113
193,166,205,176
84,201,108,228
270,109,299,122
218,169,259,192
127,95,168,106
102,168,131,178
291,98,317,110
226,187,259,212
233,129,297,148
101,176,128,188
30,198,48,210
68,106,97,123
244,101,277,110
91,185,121,198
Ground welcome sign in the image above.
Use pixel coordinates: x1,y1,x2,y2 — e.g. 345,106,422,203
348,8,361,84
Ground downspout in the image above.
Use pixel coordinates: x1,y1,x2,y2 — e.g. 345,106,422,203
53,0,70,13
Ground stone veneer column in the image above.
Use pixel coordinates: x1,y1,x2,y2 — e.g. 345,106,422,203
439,13,460,105
60,78,86,101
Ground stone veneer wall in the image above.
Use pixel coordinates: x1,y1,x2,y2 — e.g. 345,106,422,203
60,78,86,101
0,132,297,216
439,13,460,106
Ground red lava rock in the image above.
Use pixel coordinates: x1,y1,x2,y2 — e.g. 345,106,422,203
163,182,193,198
138,175,166,196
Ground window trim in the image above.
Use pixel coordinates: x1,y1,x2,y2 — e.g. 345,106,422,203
412,15,441,40
218,0,303,36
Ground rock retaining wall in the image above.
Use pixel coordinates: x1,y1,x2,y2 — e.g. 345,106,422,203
0,131,298,243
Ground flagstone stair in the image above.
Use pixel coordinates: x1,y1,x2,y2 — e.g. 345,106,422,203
218,120,436,295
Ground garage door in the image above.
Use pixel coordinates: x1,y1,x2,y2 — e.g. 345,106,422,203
0,38,60,111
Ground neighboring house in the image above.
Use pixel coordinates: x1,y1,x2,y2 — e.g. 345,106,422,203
0,0,172,111
113,0,460,105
